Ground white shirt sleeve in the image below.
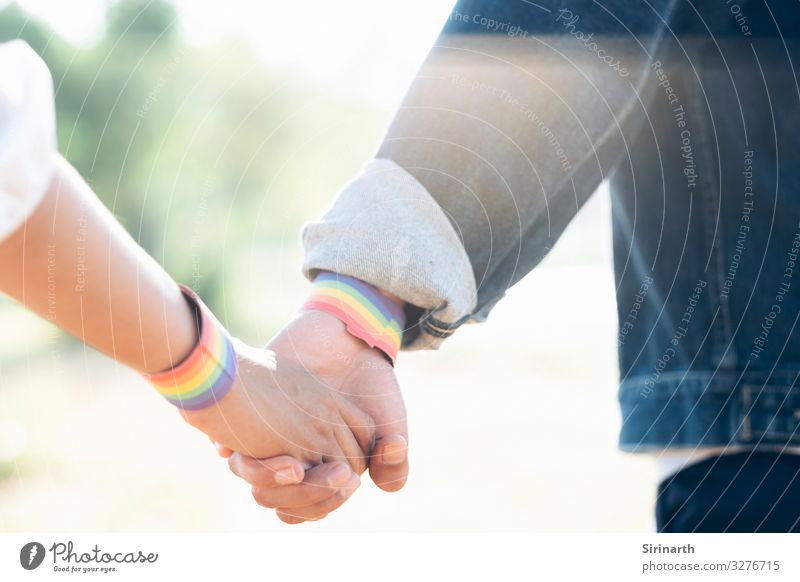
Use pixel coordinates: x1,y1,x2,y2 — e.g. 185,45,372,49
0,40,57,243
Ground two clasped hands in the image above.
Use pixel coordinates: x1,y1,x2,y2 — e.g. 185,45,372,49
188,305,410,525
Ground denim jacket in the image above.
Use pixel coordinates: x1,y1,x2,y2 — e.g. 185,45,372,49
302,1,800,450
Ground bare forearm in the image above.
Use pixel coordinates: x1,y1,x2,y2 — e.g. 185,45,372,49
0,155,196,373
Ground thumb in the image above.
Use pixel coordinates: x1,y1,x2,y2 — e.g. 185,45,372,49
362,373,408,493
370,432,408,492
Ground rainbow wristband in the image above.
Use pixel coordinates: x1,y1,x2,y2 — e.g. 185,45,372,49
303,272,406,363
144,284,238,410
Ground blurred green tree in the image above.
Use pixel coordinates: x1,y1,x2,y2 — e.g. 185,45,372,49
0,0,386,329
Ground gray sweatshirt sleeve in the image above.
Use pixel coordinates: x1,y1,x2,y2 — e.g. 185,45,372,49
303,4,672,350
301,158,477,350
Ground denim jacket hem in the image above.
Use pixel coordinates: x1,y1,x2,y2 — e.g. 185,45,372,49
619,370,800,451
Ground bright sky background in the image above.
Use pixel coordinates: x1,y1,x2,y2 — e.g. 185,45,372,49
7,0,456,106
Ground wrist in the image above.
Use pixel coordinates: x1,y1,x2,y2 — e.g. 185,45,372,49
180,339,277,444
143,284,199,374
143,285,238,411
179,372,241,432
301,272,406,364
269,309,389,378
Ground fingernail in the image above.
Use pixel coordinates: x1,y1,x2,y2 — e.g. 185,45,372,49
274,466,301,485
325,463,352,486
382,443,407,466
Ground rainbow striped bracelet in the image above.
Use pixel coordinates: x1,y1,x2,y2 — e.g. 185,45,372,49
302,272,406,363
143,284,238,410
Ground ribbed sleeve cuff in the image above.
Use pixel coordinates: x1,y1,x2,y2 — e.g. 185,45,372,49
301,159,477,350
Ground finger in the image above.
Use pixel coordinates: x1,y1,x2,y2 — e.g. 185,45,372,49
339,364,409,492
335,394,376,461
251,462,352,509
276,472,360,523
208,437,232,458
330,423,370,475
228,453,306,488
277,514,302,525
369,433,408,492
360,378,408,492
330,393,375,475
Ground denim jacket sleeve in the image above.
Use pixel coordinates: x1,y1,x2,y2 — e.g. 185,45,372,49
302,0,676,350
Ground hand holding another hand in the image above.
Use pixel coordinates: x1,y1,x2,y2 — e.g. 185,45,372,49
182,333,377,473
223,308,409,523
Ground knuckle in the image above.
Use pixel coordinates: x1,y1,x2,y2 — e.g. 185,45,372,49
311,393,339,418
309,420,334,444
